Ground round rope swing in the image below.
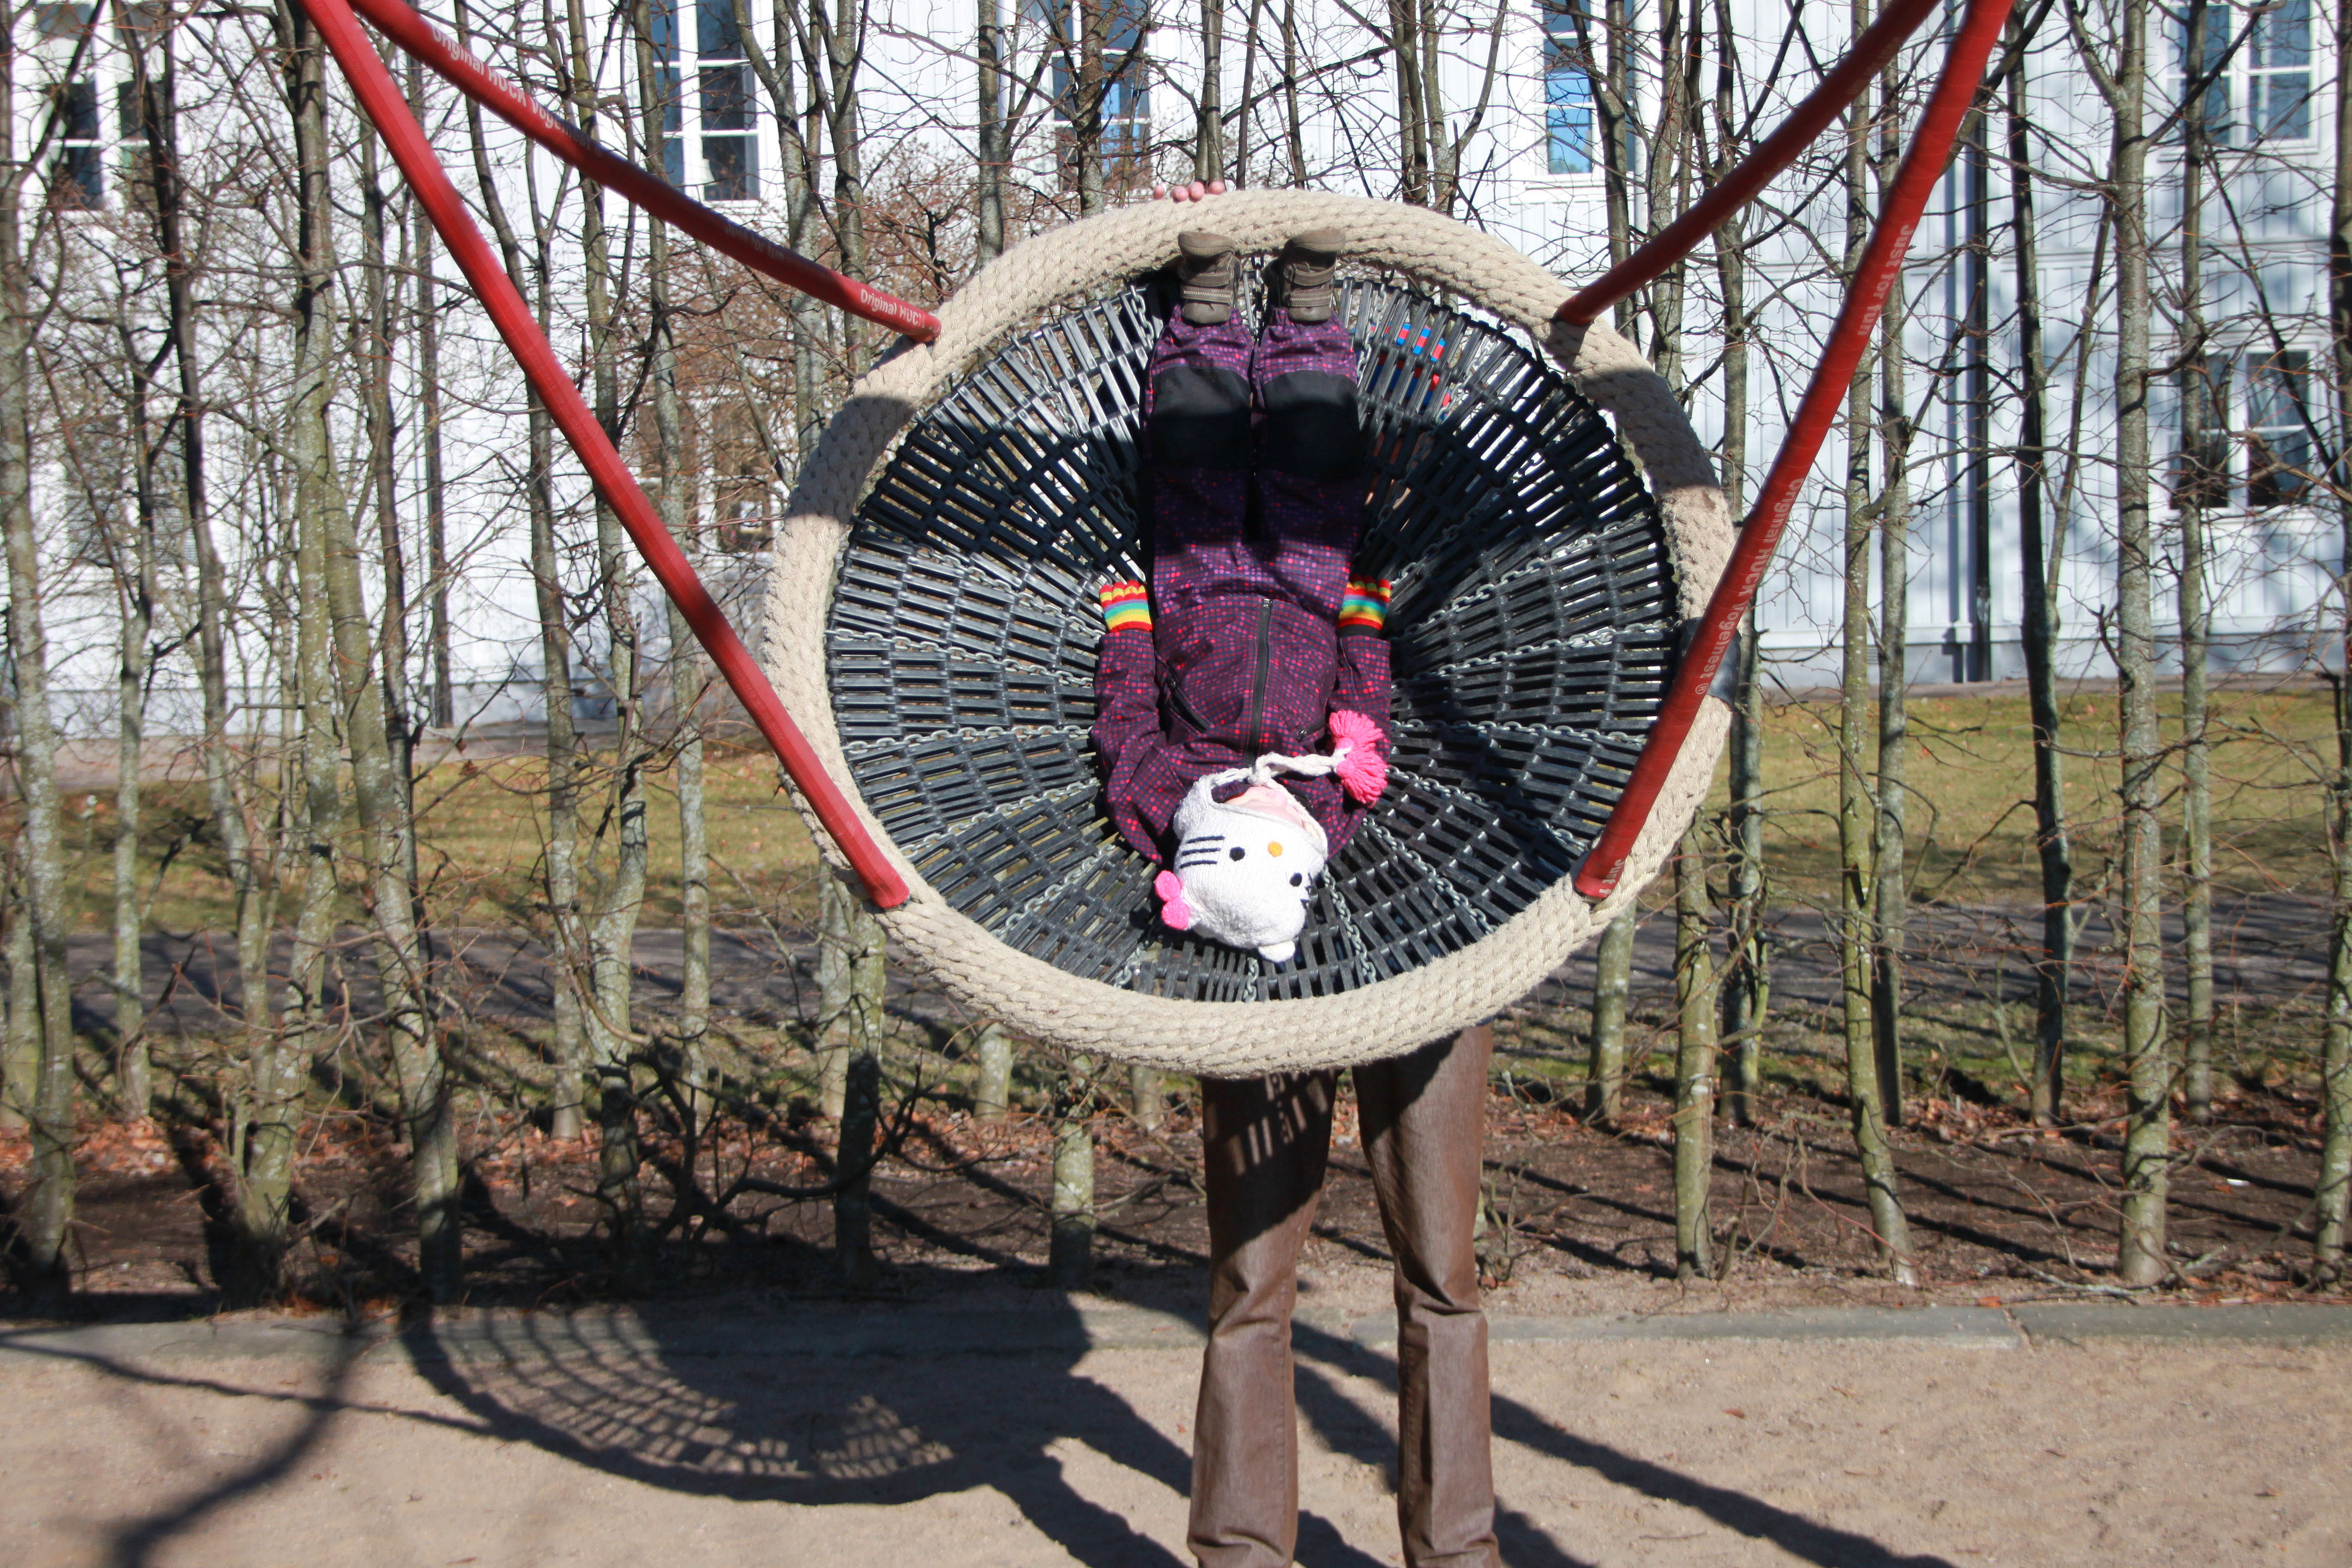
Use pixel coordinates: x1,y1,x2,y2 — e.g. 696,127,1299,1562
311,0,2014,1073
766,196,1728,1070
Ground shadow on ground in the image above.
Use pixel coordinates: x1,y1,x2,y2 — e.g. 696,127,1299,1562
12,1283,1960,1568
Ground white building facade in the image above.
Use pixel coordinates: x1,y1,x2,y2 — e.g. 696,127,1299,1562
9,0,2339,738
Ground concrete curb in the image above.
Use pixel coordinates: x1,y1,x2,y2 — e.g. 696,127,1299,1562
2010,1302,2352,1346
3,1302,2347,1367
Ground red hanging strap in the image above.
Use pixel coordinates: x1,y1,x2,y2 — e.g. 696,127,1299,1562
1573,0,2016,900
345,0,940,343
300,0,911,910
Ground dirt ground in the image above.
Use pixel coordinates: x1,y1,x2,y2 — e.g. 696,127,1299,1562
3,1284,2347,1568
19,1071,2336,1319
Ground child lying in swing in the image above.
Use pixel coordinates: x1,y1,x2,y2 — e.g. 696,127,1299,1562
1091,228,1393,964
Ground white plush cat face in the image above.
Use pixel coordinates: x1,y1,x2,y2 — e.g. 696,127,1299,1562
1159,781,1329,963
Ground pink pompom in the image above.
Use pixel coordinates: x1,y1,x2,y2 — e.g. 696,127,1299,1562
1328,710,1389,804
1155,870,1193,930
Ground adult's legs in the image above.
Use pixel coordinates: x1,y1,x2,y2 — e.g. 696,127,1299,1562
1189,1069,1338,1568
1356,1025,1500,1568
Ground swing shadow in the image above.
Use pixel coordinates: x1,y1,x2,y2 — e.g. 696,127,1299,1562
343,1292,1949,1568
10,1291,1965,1568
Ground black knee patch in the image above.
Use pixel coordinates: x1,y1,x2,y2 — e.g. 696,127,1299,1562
1149,365,1251,470
1259,370,1363,481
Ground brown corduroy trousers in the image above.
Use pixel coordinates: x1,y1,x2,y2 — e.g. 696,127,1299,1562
1187,1025,1500,1568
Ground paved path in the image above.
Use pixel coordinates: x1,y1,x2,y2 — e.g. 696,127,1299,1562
4,1302,2346,1568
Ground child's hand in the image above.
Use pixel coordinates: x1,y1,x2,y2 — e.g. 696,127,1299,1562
1147,179,1232,203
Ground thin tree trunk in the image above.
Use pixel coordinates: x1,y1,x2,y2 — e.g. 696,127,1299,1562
130,16,275,1127
1839,16,1911,1282
358,116,413,811
1195,0,1224,182
835,1048,883,1286
3,864,34,1131
1129,1065,1164,1131
1644,0,1689,385
668,635,710,1125
111,319,159,1118
1,30,78,1302
2176,0,2215,1125
1672,832,1716,1278
1075,0,1108,211
975,1022,1014,1121
1598,0,1635,339
1389,0,1427,203
1051,1056,1096,1285
1235,0,1263,184
244,409,343,1307
1418,0,1450,211
2010,16,2074,1126
408,56,452,730
281,0,455,1300
472,0,585,1139
2097,0,2170,1287
1281,0,1305,184
819,871,886,1278
1871,55,1914,1131
1586,910,1634,1124
1710,0,1764,1127
659,324,710,1129
817,873,853,1119
2312,0,2352,1280
977,0,1005,261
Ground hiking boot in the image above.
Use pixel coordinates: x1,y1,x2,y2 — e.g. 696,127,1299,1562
1269,228,1345,324
1174,231,1238,325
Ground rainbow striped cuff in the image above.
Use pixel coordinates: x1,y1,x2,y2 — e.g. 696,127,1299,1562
1338,577,1391,637
1099,580,1153,634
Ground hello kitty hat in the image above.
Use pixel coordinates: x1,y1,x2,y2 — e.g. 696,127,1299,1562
1153,712,1388,964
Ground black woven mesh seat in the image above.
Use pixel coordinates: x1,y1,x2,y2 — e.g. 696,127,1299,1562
827,278,1676,1002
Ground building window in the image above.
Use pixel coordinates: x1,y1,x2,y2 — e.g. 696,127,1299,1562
2244,348,2312,507
2170,348,2314,509
648,0,686,186
696,0,756,200
51,78,102,208
1031,0,1152,186
1541,0,1595,175
647,0,757,200
2175,0,2312,145
116,79,152,202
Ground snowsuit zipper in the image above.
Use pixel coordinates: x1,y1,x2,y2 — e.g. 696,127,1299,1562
1245,599,1273,751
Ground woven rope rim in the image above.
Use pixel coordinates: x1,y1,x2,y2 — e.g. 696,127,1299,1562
761,192,1732,1074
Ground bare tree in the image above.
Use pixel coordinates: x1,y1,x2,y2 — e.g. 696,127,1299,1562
2315,0,2352,1281
2174,0,2216,1125
0,9,89,1301
277,0,456,1299
1585,910,1634,1123
1671,832,1716,1277
1837,0,1910,1283
2009,6,2075,1127
1870,51,1915,1133
2073,0,2171,1286
1706,0,1765,1128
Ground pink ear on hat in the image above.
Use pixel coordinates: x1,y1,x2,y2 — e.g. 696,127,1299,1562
1154,870,1193,931
1328,710,1390,804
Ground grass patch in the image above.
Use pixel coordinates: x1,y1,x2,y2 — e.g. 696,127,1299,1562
50,739,823,934
1719,685,2337,905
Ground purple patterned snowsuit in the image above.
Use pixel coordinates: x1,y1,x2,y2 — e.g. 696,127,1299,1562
1092,314,1391,864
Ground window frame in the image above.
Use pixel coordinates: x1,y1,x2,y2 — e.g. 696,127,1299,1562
2168,0,2317,150
1539,0,1599,179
